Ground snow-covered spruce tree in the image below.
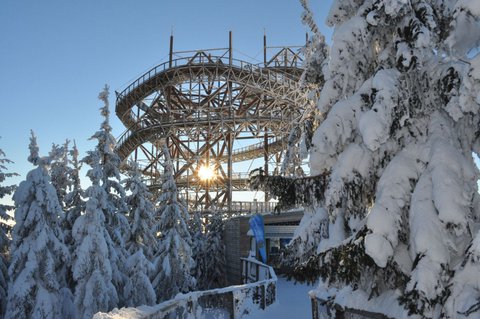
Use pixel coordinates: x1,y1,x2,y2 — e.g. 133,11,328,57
5,132,72,319
287,1,480,318
62,141,85,296
122,163,156,307
72,85,130,317
72,148,119,319
89,85,129,304
50,140,73,207
189,211,207,288
63,141,85,247
198,212,226,290
152,143,195,302
0,145,17,317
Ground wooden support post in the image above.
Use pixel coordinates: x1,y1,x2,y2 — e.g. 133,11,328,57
260,285,266,310
311,297,319,319
229,31,233,66
229,291,235,319
241,259,245,284
227,132,233,213
169,34,174,68
263,32,267,67
264,129,269,203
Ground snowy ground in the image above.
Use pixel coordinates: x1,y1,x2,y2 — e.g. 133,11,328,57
249,276,316,319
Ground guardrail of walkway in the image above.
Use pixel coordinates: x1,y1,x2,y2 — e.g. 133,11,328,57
95,258,276,319
116,53,301,101
310,293,393,319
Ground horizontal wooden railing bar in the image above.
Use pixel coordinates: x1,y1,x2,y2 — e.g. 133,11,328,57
95,258,276,319
310,294,394,319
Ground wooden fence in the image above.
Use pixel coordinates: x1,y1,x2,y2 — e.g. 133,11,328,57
95,258,276,319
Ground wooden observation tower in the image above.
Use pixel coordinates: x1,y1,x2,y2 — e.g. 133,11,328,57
115,32,313,212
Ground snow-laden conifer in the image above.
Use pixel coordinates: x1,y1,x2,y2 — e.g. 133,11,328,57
72,85,128,317
5,132,71,319
287,0,480,317
82,85,129,304
0,144,17,317
199,212,226,290
189,211,207,287
122,163,156,307
63,141,85,247
152,143,195,302
50,140,73,207
72,146,119,319
123,162,156,259
122,250,156,308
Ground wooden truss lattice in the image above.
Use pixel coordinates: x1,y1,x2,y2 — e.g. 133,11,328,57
115,39,314,211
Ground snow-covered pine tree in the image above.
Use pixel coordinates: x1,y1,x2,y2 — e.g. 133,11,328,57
72,148,119,319
72,85,128,317
122,163,156,307
63,141,85,247
61,141,85,298
199,212,226,290
50,140,73,207
88,85,129,304
5,132,71,319
152,142,195,302
287,0,480,318
189,211,207,288
0,145,17,317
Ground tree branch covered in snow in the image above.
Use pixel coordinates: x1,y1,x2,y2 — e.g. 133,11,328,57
249,168,328,211
288,0,480,317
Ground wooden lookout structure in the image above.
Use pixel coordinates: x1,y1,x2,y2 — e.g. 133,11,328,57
114,32,313,212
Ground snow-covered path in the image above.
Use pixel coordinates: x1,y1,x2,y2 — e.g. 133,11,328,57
249,276,316,319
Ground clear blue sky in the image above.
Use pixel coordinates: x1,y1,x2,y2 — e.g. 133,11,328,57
0,1,333,193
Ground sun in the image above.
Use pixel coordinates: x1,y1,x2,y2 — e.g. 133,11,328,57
198,165,216,181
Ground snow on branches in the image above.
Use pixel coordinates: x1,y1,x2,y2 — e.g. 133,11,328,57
288,0,480,317
5,132,71,319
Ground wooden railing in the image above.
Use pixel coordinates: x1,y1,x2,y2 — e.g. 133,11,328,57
95,258,276,319
310,294,393,319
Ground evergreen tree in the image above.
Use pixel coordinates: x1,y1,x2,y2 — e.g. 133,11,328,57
89,85,129,304
5,132,71,319
0,145,17,317
287,0,480,318
72,85,127,317
152,143,195,302
50,140,73,207
122,163,156,307
63,141,85,247
189,211,207,288
123,250,156,308
123,162,157,259
71,150,119,319
63,141,85,296
200,212,226,290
